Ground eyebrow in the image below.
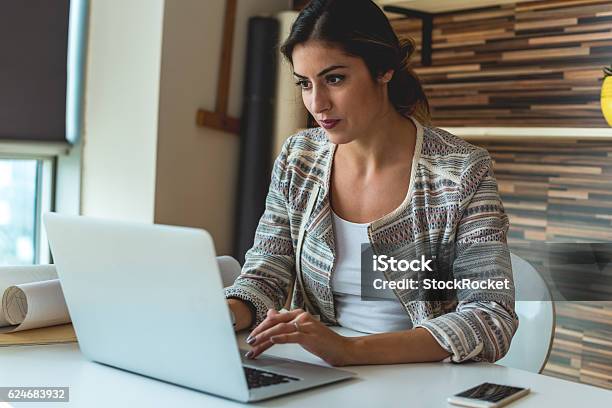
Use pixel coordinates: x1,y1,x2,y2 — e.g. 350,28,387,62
293,65,347,79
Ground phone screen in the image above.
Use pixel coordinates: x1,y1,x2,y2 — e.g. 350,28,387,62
455,383,526,403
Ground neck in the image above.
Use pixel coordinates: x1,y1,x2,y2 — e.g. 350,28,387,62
338,105,417,173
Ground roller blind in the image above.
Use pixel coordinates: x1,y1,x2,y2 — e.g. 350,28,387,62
0,0,70,142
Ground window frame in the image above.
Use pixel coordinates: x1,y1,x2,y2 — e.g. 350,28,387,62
0,0,87,265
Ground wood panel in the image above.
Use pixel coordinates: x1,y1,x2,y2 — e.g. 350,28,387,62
472,138,612,389
390,0,612,127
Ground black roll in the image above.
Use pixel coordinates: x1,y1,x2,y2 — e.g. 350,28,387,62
233,17,279,264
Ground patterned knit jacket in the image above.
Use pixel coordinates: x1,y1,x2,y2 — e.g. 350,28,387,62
225,118,519,363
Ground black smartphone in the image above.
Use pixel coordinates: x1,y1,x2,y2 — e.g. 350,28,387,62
447,382,530,407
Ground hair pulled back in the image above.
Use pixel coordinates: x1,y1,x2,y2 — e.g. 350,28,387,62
280,0,430,123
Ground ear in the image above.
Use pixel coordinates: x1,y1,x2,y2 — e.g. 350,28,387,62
378,69,394,84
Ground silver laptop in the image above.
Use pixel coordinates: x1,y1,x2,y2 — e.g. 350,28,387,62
44,213,355,403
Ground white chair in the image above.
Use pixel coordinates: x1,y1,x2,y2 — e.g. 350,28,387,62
217,256,242,288
497,253,555,373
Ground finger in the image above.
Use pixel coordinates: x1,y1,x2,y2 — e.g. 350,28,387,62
247,309,303,341
249,324,308,358
249,322,296,347
246,322,315,359
246,309,281,340
295,320,316,331
295,311,312,323
246,340,274,359
270,332,305,344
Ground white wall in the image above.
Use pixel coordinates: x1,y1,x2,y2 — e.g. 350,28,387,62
81,0,290,254
81,0,165,222
154,0,290,255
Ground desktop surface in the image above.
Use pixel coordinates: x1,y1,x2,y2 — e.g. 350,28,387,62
0,327,611,407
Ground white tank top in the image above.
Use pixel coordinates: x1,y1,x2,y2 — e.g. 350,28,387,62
330,210,413,334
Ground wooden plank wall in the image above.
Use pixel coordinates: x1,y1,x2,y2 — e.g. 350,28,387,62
472,138,612,389
390,0,612,127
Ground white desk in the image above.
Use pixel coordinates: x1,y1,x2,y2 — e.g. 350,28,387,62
1,327,611,407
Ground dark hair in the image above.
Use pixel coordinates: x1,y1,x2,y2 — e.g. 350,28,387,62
280,0,430,123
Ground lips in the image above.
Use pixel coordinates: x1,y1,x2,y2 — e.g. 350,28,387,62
320,119,341,130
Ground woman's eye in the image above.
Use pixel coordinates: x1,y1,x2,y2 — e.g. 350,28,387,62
295,80,311,90
326,74,345,85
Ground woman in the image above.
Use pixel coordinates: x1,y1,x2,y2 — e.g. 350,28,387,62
226,0,518,366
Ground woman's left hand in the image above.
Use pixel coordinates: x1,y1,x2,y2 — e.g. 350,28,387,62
244,308,355,366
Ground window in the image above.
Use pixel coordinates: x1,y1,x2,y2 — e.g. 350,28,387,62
0,0,86,266
0,157,53,265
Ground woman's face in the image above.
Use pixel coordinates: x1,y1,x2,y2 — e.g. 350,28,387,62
291,40,392,145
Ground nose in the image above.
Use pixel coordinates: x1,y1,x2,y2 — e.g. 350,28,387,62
310,85,331,115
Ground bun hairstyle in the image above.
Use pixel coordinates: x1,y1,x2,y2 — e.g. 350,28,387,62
280,0,430,124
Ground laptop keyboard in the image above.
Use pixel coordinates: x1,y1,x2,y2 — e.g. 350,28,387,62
243,366,300,389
